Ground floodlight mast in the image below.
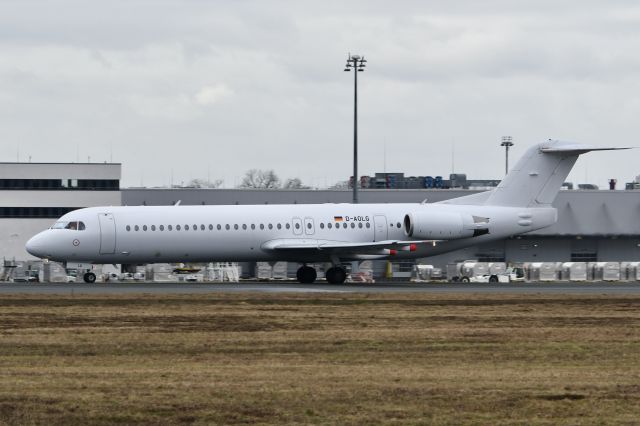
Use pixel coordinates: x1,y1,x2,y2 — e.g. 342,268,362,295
344,53,367,204
500,136,514,175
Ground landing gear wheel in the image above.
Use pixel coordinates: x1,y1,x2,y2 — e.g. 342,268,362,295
296,266,317,284
489,275,499,283
325,267,347,284
83,272,96,283
460,276,470,283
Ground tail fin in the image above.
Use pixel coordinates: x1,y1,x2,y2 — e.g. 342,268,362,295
442,140,630,208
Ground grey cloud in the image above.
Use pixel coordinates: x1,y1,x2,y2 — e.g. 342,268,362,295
0,0,638,189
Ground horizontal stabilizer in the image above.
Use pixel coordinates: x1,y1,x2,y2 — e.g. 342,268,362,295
539,143,632,154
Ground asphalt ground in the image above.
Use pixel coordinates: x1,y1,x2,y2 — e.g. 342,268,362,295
1,281,640,294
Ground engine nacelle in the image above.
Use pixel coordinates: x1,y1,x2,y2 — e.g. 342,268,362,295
404,211,489,240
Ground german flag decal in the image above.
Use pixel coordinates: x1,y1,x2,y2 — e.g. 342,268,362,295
334,216,344,222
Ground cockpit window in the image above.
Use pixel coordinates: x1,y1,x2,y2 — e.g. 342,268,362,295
61,221,86,231
52,221,68,229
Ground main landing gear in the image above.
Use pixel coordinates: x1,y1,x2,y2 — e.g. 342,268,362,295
83,272,96,283
295,265,347,284
325,266,347,284
296,265,317,284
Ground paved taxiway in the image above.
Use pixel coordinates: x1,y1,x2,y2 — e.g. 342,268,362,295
1,282,640,295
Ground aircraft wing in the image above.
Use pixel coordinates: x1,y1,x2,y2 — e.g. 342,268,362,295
261,238,434,256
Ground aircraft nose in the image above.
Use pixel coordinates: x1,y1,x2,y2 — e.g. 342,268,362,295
25,233,47,258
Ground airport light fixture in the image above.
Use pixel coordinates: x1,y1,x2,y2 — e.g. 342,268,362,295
500,136,514,175
344,53,366,204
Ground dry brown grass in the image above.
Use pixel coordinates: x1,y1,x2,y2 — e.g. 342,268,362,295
0,293,639,425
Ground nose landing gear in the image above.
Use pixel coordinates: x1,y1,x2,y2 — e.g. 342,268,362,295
83,272,96,283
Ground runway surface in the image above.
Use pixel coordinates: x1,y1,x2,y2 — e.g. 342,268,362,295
1,281,640,295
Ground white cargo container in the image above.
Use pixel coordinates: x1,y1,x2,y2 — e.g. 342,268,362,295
525,262,560,282
592,262,620,281
272,262,289,280
560,262,587,282
256,262,273,280
414,264,434,282
620,262,640,281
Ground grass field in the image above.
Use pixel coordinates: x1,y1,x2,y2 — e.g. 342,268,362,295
0,293,639,425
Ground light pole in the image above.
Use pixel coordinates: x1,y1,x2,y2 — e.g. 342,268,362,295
500,136,513,175
344,53,366,203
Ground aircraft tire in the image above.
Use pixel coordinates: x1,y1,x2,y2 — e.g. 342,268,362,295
460,276,470,283
326,267,347,284
83,272,96,284
296,266,317,284
489,275,499,283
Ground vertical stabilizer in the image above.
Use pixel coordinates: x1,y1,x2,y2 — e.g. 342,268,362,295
482,140,629,208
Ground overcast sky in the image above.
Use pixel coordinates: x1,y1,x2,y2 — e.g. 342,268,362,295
1,0,639,189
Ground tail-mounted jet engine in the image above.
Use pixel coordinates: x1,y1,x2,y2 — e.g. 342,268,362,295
403,211,489,240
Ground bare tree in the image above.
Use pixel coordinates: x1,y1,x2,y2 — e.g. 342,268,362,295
188,178,224,188
239,169,281,189
283,177,310,189
330,180,350,190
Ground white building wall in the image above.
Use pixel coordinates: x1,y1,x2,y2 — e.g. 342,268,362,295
0,219,53,261
0,163,120,179
0,162,121,261
0,191,121,207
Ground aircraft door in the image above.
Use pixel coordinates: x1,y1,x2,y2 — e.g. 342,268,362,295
292,217,303,235
304,217,315,235
373,215,388,242
98,213,116,254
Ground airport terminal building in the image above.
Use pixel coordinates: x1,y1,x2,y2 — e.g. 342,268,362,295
2,160,639,278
